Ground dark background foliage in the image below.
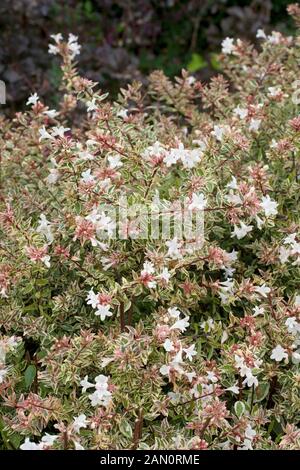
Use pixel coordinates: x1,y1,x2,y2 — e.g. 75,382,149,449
0,0,292,113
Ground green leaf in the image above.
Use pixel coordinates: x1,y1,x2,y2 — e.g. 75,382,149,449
139,442,150,450
234,401,245,418
23,304,37,313
35,279,49,287
24,365,36,389
187,53,207,72
119,419,133,439
8,433,21,450
124,298,132,312
22,282,34,294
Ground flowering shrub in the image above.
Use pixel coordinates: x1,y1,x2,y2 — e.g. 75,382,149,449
1,4,300,451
